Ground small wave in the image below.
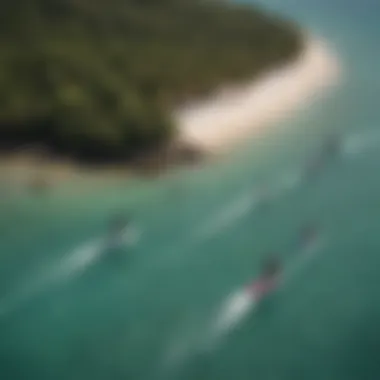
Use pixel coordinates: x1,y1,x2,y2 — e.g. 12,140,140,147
343,130,380,156
0,229,143,318
122,226,142,246
164,333,195,370
0,239,103,317
163,312,209,370
282,236,326,286
196,193,256,238
0,280,42,317
195,172,303,241
274,169,303,194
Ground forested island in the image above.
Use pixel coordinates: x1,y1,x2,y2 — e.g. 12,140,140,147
0,0,303,165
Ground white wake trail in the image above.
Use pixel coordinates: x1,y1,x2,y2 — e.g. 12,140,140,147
0,228,142,317
163,235,327,370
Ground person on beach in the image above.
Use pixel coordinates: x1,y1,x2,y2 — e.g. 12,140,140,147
247,256,282,300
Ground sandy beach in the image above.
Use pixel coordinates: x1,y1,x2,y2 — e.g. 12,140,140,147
175,34,342,153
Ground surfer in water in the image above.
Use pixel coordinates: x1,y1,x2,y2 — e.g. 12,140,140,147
247,256,282,301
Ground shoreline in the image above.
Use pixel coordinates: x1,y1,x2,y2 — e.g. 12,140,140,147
175,34,341,154
0,34,341,189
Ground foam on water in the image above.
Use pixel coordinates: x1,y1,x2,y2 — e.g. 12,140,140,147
56,226,141,278
56,239,103,278
207,290,257,346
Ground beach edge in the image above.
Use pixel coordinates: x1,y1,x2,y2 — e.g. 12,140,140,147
175,33,342,155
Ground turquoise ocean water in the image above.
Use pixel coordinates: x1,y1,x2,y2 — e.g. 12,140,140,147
1,0,380,379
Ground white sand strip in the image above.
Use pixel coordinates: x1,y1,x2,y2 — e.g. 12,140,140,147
174,34,342,153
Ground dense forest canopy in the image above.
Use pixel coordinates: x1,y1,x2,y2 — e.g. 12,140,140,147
0,0,303,161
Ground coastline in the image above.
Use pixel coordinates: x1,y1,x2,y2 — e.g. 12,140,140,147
0,34,341,189
175,34,341,154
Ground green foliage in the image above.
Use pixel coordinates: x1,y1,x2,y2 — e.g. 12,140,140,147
0,0,302,161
